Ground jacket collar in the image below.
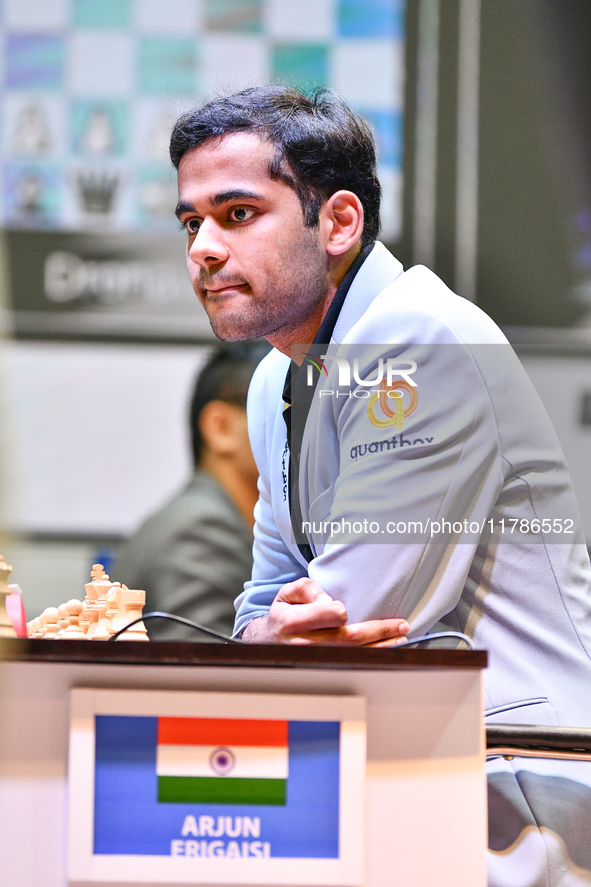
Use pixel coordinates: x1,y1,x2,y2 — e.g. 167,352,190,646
332,241,404,344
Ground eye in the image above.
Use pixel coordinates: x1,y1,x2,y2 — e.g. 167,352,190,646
229,206,255,222
184,218,201,234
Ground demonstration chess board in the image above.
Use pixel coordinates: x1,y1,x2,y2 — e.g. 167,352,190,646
0,0,405,238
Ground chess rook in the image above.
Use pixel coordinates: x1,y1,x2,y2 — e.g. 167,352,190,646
116,588,149,641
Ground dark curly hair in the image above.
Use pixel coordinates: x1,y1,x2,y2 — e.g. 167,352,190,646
169,85,381,246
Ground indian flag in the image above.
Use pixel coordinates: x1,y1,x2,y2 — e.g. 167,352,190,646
156,717,288,805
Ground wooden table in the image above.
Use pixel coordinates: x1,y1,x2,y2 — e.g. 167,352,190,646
0,640,488,887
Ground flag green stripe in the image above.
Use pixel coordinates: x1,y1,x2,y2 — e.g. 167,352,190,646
158,776,286,805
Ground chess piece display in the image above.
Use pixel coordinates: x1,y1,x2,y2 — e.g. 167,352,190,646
0,556,17,638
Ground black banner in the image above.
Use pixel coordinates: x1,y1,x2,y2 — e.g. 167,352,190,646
4,230,215,342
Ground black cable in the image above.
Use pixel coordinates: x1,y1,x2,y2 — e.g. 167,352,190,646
109,615,474,650
401,631,475,650
108,611,243,643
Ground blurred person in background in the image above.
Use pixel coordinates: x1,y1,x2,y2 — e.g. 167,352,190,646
114,341,268,640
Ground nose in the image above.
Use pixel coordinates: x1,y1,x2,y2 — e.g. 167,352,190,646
187,217,229,269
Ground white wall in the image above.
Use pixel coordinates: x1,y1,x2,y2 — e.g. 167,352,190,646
0,340,209,536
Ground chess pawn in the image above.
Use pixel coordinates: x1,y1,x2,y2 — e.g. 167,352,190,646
37,611,50,638
61,600,86,640
41,608,59,639
56,603,69,635
116,589,149,641
0,555,17,638
31,617,43,638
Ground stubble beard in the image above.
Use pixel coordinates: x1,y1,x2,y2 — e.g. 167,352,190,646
199,228,331,343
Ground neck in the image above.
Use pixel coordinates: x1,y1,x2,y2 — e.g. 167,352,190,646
266,242,362,363
198,455,258,530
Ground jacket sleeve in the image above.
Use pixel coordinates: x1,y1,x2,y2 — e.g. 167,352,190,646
233,353,308,637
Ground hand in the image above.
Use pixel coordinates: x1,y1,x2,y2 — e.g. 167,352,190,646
241,577,410,646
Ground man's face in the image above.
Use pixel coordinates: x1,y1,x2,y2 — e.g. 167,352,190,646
176,132,331,342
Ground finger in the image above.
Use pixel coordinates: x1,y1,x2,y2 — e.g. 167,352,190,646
285,622,406,646
286,628,359,645
339,618,410,645
275,577,334,605
284,618,410,646
271,599,348,635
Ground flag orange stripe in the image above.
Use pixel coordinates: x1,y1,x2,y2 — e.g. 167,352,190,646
157,718,288,747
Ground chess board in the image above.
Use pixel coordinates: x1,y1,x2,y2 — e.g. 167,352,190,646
0,0,405,240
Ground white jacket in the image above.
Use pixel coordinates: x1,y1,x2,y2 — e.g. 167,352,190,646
236,242,591,731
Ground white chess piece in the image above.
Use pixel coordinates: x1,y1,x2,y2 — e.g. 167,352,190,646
116,589,149,641
56,603,69,636
92,583,118,640
61,600,86,640
31,617,43,638
78,601,94,637
37,610,51,638
105,586,124,638
86,565,117,639
42,608,59,639
0,555,17,638
80,107,114,154
12,103,51,154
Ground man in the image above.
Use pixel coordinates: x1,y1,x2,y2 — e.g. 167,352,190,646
114,343,266,640
170,86,591,883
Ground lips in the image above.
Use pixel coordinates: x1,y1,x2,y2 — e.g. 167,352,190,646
202,283,250,301
207,283,248,293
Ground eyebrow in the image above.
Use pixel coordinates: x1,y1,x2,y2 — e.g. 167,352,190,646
175,201,195,219
175,190,265,218
210,189,265,207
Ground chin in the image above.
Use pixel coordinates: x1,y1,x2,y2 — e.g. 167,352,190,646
209,314,263,343
206,302,277,342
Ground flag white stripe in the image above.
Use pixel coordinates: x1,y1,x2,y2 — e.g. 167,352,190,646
156,744,289,779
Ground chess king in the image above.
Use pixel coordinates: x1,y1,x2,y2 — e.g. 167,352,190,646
169,85,591,885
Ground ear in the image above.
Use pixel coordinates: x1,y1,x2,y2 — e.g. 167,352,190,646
199,400,241,457
320,190,364,257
